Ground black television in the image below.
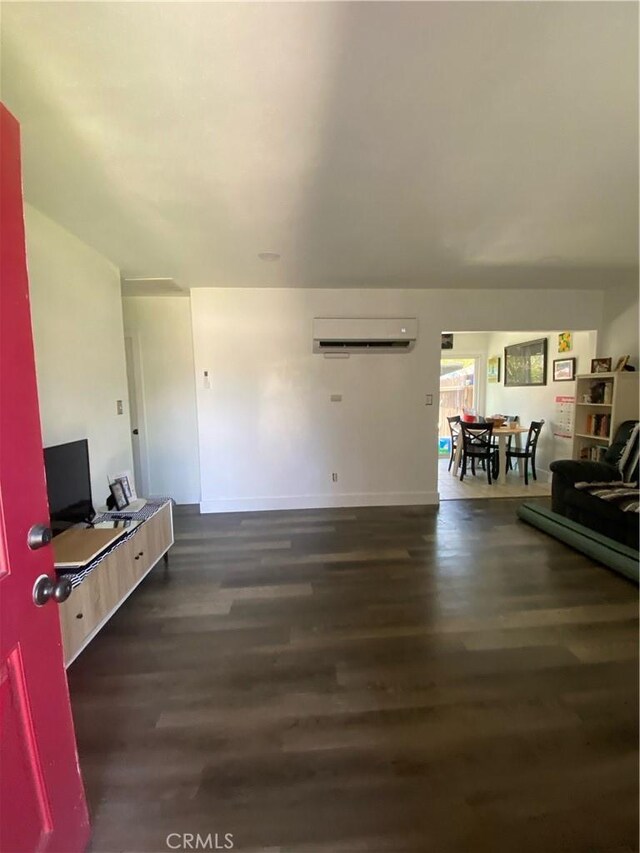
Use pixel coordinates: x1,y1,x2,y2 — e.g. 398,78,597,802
43,439,95,535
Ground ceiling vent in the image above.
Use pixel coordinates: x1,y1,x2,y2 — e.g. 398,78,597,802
313,318,418,354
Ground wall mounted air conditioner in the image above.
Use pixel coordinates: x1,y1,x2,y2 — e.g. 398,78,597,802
312,318,418,354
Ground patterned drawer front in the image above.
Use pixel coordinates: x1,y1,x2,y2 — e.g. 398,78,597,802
130,524,151,580
96,542,138,611
137,503,172,575
59,569,102,660
59,542,135,661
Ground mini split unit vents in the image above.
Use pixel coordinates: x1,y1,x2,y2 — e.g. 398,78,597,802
312,318,418,354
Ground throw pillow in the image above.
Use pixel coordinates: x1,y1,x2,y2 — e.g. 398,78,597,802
618,422,640,485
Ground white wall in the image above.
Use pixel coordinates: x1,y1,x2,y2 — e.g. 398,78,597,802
25,205,133,507
485,330,597,476
191,287,603,511
122,296,201,504
597,285,639,369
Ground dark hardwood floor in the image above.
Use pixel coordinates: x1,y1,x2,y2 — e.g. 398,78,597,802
68,499,639,853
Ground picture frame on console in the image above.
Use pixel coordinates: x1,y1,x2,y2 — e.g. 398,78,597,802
109,480,129,511
116,475,132,500
109,469,137,501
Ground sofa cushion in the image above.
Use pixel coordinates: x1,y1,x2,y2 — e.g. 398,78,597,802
603,420,639,479
617,423,639,484
563,487,639,549
574,481,639,513
549,459,618,516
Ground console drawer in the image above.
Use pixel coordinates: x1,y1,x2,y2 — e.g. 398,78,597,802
136,502,172,576
58,565,103,660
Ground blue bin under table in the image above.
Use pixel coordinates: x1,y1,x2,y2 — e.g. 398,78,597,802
438,437,451,456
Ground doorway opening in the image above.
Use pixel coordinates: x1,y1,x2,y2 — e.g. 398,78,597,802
437,330,598,501
438,357,478,460
124,335,149,498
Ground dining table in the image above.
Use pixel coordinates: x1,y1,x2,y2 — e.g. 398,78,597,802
451,424,529,486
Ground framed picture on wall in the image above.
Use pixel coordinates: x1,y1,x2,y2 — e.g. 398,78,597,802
504,338,548,387
487,356,501,383
553,357,575,382
557,332,572,353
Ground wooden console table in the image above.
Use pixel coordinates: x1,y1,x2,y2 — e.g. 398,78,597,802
57,500,174,666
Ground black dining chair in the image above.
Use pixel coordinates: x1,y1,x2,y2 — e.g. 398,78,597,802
459,422,499,485
506,419,545,485
446,415,461,472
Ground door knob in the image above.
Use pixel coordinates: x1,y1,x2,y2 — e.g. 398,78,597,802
27,524,52,550
132,428,139,435
33,575,72,606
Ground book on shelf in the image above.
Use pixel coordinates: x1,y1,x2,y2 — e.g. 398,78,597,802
584,413,610,438
579,445,608,462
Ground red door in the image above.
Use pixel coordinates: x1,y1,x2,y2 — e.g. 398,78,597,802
0,105,90,852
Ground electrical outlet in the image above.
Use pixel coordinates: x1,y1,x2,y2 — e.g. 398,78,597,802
116,400,124,415
330,394,342,402
332,472,338,482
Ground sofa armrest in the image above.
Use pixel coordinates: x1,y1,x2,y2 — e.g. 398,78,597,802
549,459,619,486
549,459,619,515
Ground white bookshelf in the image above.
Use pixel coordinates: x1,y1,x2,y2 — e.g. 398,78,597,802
571,372,639,462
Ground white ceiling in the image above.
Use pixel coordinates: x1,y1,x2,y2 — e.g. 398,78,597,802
2,1,638,290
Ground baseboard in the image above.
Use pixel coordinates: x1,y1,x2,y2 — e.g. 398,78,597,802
199,491,439,514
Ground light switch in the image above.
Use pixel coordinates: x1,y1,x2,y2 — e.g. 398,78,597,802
116,400,124,415
203,370,211,390
425,394,433,406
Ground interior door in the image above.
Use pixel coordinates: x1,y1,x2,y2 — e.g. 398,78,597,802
0,104,90,852
124,334,148,496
